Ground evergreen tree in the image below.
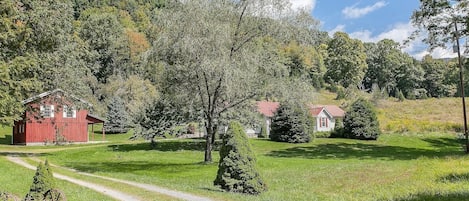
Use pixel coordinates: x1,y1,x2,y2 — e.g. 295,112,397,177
269,103,312,143
214,121,266,195
104,96,130,134
343,99,381,140
25,161,55,201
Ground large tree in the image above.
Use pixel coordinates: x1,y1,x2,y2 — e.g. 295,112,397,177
411,0,468,51
325,32,367,88
150,0,315,162
363,39,425,98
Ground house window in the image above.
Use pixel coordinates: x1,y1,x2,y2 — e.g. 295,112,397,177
18,123,25,134
320,117,328,128
40,105,54,118
63,105,76,118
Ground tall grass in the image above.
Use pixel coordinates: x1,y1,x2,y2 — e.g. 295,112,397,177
377,98,465,133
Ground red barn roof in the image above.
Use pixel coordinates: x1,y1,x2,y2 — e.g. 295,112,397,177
257,101,280,117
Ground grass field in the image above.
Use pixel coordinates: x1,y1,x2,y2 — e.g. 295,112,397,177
2,93,469,200
28,133,469,201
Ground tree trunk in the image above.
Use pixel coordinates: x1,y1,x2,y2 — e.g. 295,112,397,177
204,126,214,163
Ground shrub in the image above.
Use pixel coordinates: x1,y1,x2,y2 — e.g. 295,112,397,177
269,103,312,143
343,99,381,140
43,189,67,201
214,121,267,195
315,131,331,138
25,160,56,201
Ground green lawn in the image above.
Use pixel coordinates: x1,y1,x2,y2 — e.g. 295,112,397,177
33,133,469,201
4,122,469,200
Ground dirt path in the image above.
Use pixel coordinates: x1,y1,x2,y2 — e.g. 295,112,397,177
6,155,213,201
6,155,139,201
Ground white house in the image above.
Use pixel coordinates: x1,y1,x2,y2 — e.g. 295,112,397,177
310,105,345,132
255,102,345,136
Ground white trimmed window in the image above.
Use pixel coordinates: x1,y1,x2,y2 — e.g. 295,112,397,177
40,105,54,118
63,105,76,118
320,117,327,128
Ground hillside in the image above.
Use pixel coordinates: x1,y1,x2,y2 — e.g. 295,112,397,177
316,91,465,134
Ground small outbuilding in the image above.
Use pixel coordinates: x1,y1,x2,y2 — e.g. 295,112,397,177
12,89,105,145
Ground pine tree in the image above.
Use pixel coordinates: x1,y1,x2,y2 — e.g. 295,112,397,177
269,103,312,143
214,121,267,194
25,161,55,201
343,99,381,140
104,96,130,134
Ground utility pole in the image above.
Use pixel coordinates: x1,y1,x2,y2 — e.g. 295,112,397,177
454,22,469,153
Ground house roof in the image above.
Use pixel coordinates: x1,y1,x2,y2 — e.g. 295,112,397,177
257,101,345,118
257,101,280,117
311,105,345,118
21,89,92,107
86,114,106,124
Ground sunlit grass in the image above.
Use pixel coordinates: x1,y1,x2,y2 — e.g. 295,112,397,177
37,134,469,201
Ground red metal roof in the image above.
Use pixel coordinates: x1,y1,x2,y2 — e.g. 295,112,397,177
310,107,323,116
257,101,280,117
257,101,345,118
311,105,345,117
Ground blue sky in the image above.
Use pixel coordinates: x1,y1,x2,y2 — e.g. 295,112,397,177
288,0,457,59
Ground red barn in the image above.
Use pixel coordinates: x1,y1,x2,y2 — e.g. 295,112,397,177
12,89,105,145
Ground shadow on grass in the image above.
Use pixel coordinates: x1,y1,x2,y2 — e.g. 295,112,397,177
267,137,463,160
65,160,209,174
438,172,469,183
108,140,221,152
392,191,469,201
0,135,12,145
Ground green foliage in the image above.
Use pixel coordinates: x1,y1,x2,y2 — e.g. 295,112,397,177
214,121,267,195
104,96,130,134
25,160,56,201
133,98,186,147
343,99,381,140
325,32,367,88
421,55,456,97
270,103,312,143
43,189,66,201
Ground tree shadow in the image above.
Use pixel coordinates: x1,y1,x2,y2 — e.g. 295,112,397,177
0,135,12,145
108,140,221,152
267,139,463,161
438,172,469,183
64,160,209,174
392,191,469,201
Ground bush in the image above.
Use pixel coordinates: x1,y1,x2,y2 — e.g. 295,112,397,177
269,103,312,143
343,99,381,140
43,189,67,201
314,132,331,138
25,160,56,201
214,121,267,195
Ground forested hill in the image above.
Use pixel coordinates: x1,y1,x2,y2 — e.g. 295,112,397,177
0,0,465,127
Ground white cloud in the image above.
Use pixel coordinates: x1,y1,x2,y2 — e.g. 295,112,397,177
328,24,346,37
342,1,388,19
289,0,316,11
346,22,459,60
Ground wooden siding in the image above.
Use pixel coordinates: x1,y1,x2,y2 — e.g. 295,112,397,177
14,94,91,144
